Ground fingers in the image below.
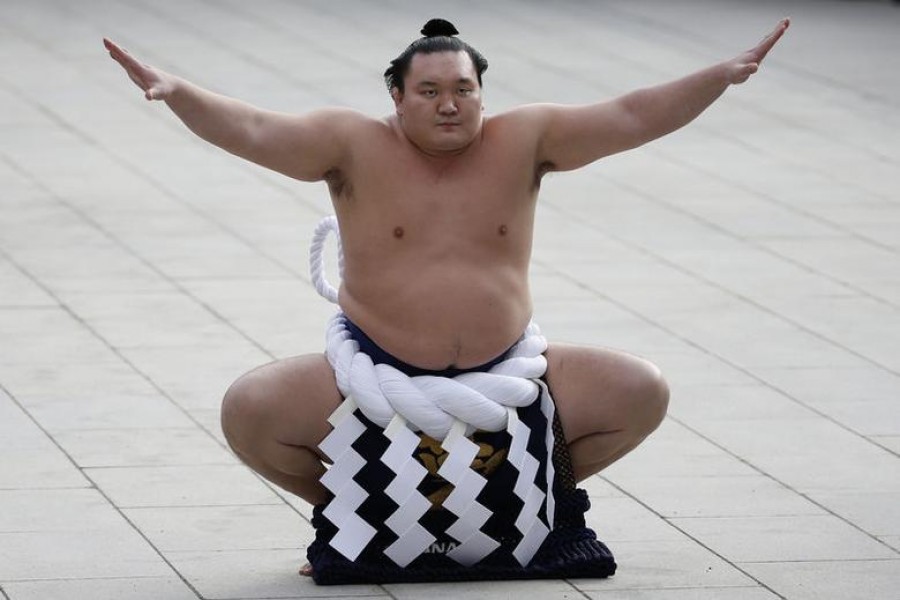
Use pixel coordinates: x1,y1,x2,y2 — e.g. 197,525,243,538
103,37,144,73
104,37,161,97
103,37,127,59
754,18,790,61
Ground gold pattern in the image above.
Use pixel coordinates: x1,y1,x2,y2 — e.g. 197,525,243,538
414,433,508,508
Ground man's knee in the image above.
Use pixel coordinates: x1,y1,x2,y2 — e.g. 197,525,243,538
221,371,271,455
627,360,669,434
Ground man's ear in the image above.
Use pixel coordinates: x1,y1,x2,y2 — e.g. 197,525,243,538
390,87,403,115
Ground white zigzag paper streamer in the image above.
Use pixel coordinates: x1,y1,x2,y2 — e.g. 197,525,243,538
318,397,377,561
439,420,500,566
539,381,556,531
380,415,436,567
506,406,548,566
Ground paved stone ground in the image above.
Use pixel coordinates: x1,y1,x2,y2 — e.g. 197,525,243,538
1,0,899,598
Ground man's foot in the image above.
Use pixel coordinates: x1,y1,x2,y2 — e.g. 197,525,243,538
299,562,313,577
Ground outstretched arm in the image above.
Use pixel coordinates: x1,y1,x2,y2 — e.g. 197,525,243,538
103,38,357,182
533,18,790,172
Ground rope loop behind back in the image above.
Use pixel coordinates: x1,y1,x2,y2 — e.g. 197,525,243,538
310,216,343,305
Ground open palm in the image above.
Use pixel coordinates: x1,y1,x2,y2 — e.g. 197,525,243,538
103,38,175,101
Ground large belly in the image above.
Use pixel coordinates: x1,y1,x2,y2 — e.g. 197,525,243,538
339,261,531,370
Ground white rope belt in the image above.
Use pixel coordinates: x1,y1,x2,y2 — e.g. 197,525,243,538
309,216,555,568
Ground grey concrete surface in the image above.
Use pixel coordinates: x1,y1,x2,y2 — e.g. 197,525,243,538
1,0,899,598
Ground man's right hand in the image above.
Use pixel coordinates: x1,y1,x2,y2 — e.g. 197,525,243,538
103,38,176,101
102,36,354,183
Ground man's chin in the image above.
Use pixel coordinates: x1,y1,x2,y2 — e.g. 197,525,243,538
430,134,475,154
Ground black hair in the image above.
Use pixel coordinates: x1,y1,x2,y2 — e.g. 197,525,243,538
384,18,489,94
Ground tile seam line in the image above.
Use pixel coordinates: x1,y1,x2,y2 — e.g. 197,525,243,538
0,12,356,539
556,0,900,112
480,3,900,220
662,157,895,249
0,15,325,216
520,45,900,174
476,0,900,167
541,218,870,587
536,195,900,380
107,503,289,510
0,240,312,531
644,135,900,255
0,574,180,584
534,250,900,460
511,52,899,215
0,23,329,281
46,0,354,107
668,413,900,557
600,467,893,594
0,379,204,599
0,227,312,520
0,149,279,363
582,159,900,311
592,476,789,600
82,464,254,471
738,557,900,565
0,146,335,537
113,0,368,120
538,196,900,380
189,0,380,78
213,596,390,600
0,78,319,289
480,15,900,275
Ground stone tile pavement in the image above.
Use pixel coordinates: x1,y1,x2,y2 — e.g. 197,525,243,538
1,0,899,598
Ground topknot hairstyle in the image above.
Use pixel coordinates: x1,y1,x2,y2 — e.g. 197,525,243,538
420,18,459,37
383,18,489,94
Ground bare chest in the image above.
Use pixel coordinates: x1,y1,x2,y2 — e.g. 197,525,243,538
336,137,538,242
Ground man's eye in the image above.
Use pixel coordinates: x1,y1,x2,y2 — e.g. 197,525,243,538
423,90,437,97
459,88,472,95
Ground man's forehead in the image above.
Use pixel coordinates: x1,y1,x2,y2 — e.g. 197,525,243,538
407,51,477,84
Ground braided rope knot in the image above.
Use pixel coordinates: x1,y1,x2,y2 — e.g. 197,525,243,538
325,313,548,440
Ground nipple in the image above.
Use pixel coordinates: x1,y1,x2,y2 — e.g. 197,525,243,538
394,226,405,239
498,224,508,236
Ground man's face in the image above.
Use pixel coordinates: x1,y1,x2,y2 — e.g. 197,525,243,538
392,51,483,155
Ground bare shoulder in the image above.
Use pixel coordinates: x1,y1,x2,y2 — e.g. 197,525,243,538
479,105,558,150
252,108,389,181
324,109,396,145
293,107,382,135
488,104,559,129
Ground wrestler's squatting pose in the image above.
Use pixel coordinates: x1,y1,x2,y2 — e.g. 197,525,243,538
105,16,789,573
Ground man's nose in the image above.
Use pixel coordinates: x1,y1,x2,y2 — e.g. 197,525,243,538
438,96,458,114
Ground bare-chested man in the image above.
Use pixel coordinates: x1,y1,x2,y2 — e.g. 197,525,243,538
105,15,788,534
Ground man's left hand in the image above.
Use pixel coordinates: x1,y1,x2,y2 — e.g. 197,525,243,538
725,18,790,85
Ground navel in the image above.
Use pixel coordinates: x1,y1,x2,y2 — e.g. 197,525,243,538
393,226,405,239
498,224,508,236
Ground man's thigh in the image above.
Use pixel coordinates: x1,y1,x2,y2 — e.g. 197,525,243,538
222,353,343,460
544,342,668,446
